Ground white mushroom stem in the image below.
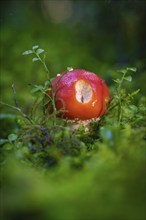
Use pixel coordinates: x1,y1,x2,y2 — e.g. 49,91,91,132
67,117,100,132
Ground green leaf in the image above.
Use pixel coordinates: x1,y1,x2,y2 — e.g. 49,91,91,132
113,79,121,84
31,85,44,93
124,76,132,82
67,67,73,71
22,50,33,55
0,139,8,145
118,69,127,74
128,89,140,98
32,45,39,50
32,57,39,62
50,77,55,82
21,146,29,155
44,80,50,88
4,143,13,150
127,67,137,72
129,105,138,112
8,134,18,142
36,48,45,54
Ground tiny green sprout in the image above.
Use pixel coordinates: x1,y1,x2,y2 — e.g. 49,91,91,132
67,67,74,71
8,134,18,143
22,50,33,55
124,76,132,82
22,45,49,75
117,67,137,74
126,67,137,72
36,48,45,55
108,67,138,125
30,85,44,94
113,78,122,84
22,45,63,122
32,45,39,50
32,57,39,62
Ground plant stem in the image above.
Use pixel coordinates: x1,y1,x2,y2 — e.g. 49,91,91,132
33,50,57,117
117,71,127,124
35,53,50,77
12,84,19,108
0,102,34,124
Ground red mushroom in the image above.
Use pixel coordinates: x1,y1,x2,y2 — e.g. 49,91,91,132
47,69,110,122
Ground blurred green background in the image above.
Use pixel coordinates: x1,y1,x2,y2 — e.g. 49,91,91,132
0,1,146,220
0,0,146,106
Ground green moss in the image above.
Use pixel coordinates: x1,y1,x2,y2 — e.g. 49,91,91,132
1,63,146,220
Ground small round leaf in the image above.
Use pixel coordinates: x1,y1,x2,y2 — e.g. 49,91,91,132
8,134,18,142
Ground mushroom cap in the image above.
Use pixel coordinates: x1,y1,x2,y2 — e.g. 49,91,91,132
50,69,110,120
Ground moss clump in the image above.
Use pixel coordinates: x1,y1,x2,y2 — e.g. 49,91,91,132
0,55,146,220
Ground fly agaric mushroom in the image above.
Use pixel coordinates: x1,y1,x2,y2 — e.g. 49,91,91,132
47,69,110,129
